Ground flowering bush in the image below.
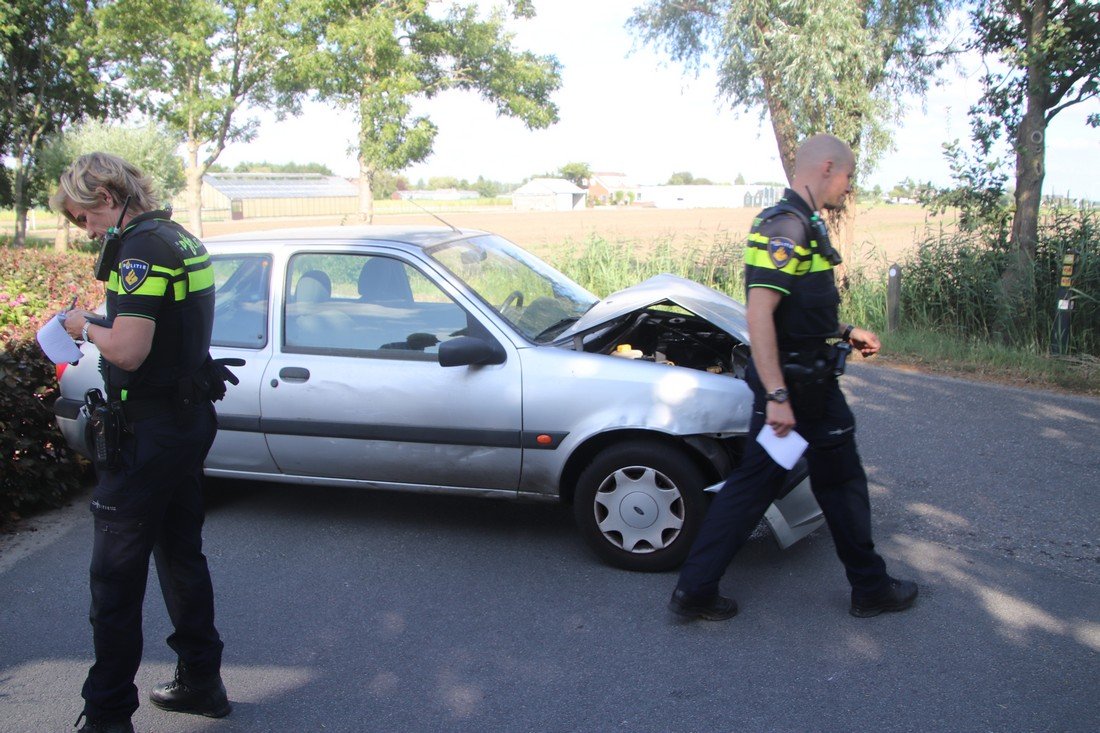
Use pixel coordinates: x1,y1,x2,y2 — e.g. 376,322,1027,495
0,245,101,523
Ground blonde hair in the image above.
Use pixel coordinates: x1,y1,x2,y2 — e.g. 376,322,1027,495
50,152,158,225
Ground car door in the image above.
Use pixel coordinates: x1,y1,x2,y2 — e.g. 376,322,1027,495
259,249,523,492
205,251,278,475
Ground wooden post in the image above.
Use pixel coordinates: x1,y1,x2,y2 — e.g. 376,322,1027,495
887,264,901,333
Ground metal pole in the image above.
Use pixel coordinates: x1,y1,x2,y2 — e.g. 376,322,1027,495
1051,249,1080,355
887,263,901,333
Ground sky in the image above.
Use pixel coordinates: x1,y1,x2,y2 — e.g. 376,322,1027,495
216,0,1100,199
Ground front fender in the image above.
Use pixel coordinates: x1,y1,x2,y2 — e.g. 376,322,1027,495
519,348,754,494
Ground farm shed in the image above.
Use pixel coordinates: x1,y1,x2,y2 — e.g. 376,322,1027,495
173,173,359,220
511,178,587,212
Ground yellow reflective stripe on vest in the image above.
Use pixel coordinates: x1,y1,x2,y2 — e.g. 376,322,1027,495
746,232,811,275
747,232,834,276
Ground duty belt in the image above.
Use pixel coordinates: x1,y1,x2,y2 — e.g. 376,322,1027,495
781,342,852,384
120,398,177,423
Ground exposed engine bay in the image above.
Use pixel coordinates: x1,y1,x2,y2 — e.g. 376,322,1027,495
572,307,751,379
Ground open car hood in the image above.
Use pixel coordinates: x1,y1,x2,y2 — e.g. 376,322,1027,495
557,274,750,343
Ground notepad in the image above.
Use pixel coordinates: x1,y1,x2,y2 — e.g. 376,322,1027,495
36,314,83,365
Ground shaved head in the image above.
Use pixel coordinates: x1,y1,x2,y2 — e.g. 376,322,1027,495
790,134,856,210
794,134,855,177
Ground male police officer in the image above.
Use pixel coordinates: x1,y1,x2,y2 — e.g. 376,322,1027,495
53,153,231,732
668,134,917,621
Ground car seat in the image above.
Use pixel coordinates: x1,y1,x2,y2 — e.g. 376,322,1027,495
358,257,413,305
293,270,332,303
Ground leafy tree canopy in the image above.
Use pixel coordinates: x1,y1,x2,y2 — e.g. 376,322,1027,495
629,0,954,181
40,120,186,205
558,162,591,187
94,0,300,234
1,0,114,243
229,161,335,175
284,0,561,220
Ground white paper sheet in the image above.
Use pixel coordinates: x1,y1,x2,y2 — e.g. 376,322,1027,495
36,314,83,365
756,424,808,470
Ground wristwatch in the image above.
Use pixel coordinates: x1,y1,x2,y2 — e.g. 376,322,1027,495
81,322,92,343
764,387,789,404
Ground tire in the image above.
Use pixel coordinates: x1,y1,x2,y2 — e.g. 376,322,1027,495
573,440,708,572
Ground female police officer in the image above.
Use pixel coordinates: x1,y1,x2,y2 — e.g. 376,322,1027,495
53,153,230,732
668,134,918,621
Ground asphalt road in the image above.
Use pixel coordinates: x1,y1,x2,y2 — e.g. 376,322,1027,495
1,363,1098,733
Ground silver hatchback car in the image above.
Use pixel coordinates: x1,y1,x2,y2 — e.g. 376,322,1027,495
54,226,823,571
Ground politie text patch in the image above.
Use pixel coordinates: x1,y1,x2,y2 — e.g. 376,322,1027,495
768,237,795,269
119,259,150,294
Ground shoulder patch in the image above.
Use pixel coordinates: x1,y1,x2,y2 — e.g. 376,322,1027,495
119,259,150,294
768,237,795,269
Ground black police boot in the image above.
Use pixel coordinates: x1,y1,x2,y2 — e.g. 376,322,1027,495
668,587,739,621
149,662,231,718
75,713,135,732
850,577,918,618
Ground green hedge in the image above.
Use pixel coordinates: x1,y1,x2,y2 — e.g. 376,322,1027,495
1,245,101,524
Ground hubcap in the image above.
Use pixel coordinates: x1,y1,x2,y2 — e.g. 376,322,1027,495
593,465,684,553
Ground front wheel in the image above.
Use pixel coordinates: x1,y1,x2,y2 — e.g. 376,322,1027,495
573,440,708,572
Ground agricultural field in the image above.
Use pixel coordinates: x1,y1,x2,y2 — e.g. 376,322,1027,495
200,203,948,273
4,203,950,274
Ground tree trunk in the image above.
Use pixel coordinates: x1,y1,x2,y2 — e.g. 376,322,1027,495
357,156,375,224
999,0,1048,341
1009,0,1048,262
833,202,858,290
12,160,28,247
185,139,205,237
764,79,799,182
54,214,69,252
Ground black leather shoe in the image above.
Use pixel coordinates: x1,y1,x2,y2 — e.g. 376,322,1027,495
668,588,739,621
850,578,918,618
149,664,231,718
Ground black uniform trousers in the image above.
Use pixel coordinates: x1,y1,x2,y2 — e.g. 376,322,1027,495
677,363,888,600
82,403,223,723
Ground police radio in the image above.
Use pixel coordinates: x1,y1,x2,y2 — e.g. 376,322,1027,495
93,195,132,282
804,188,843,266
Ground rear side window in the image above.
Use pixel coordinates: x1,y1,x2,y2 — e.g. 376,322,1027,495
284,253,470,358
211,254,271,348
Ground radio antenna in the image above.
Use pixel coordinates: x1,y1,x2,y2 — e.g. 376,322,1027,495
403,195,459,232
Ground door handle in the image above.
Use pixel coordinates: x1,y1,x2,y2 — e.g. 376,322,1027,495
278,367,310,382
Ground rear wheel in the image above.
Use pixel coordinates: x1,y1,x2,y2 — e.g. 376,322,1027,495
573,440,707,572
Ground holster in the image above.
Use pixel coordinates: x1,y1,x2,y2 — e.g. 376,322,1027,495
781,342,851,385
83,389,123,471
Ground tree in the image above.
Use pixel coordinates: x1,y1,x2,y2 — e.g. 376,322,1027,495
287,1,561,222
734,172,746,185
558,162,591,188
232,161,335,175
667,171,694,185
630,1,954,277
631,1,952,179
39,120,186,250
95,0,298,236
968,1,1100,261
0,0,112,246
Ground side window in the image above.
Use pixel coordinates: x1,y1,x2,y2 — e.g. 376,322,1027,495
284,253,471,358
211,254,271,348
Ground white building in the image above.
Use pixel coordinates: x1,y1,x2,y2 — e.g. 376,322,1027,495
511,178,587,212
636,185,785,209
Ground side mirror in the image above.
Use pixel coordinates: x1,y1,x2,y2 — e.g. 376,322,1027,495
438,336,506,367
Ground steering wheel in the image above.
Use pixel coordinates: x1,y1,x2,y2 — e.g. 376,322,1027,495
500,290,524,312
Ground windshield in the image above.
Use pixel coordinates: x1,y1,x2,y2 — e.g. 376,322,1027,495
426,234,598,342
